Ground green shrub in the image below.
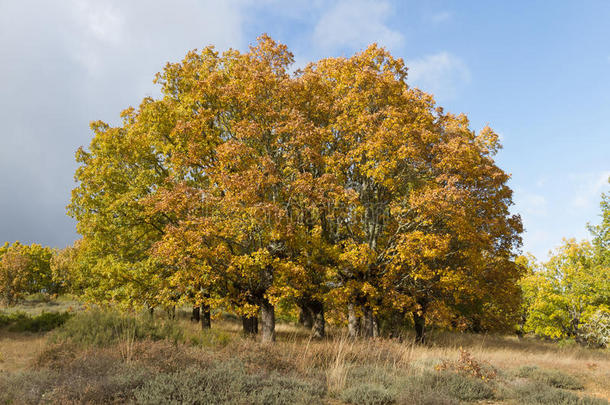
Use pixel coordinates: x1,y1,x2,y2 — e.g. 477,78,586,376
187,328,232,348
0,311,71,332
396,392,458,405
557,338,578,348
340,383,395,405
133,361,325,405
48,363,153,404
0,370,58,405
10,311,72,332
0,354,154,404
53,309,184,346
25,292,52,302
516,366,584,390
0,311,18,327
402,371,495,403
347,366,395,387
509,381,608,405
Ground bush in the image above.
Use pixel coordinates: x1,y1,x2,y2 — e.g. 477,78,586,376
48,363,153,404
53,309,184,346
133,361,325,405
583,310,610,348
510,381,608,405
0,311,20,327
25,292,53,302
0,370,58,405
516,366,584,390
397,392,458,405
0,310,71,332
401,371,495,403
188,328,232,348
0,352,154,404
11,311,71,332
340,383,395,405
436,349,497,380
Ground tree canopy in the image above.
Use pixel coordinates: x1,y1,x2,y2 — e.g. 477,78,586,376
520,179,610,347
0,241,55,305
68,35,523,342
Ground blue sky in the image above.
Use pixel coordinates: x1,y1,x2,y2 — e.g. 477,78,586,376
0,0,608,260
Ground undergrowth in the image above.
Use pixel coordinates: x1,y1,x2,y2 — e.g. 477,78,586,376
0,308,607,405
0,311,71,332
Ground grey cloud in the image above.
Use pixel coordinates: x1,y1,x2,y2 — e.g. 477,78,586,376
0,0,247,248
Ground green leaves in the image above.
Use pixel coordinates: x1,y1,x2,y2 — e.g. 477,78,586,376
68,35,524,340
0,241,55,305
521,239,610,345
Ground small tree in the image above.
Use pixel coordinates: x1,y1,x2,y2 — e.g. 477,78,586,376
0,242,31,306
522,239,609,346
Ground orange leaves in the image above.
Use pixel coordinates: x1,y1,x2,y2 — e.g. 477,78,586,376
70,35,523,331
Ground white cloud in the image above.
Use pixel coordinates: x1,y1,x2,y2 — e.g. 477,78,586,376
312,0,403,52
73,1,124,44
570,171,610,209
430,11,452,24
521,228,554,258
407,51,470,99
535,177,547,187
515,190,548,216
65,0,245,78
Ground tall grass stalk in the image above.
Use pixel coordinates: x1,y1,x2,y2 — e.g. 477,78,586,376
115,316,137,362
326,334,353,395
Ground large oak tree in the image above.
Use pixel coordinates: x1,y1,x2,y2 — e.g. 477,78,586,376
70,35,523,343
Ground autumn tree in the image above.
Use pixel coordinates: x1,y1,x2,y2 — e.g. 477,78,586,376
294,48,522,341
50,239,91,296
0,242,31,305
147,36,301,342
68,101,176,311
70,35,523,343
0,242,55,305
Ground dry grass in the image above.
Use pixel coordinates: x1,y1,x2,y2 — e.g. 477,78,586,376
1,301,608,403
228,328,610,402
0,331,47,372
176,311,610,401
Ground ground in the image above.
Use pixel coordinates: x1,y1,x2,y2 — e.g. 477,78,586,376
0,297,608,404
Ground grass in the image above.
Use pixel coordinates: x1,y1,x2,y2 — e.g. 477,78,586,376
0,299,608,404
516,365,585,390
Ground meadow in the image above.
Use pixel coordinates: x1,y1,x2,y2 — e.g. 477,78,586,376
0,296,608,405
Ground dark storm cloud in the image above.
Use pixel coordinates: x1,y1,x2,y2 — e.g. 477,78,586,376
0,0,246,248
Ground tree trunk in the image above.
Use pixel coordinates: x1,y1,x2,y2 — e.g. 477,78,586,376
469,316,482,333
388,311,402,340
298,304,314,328
348,303,360,338
242,315,258,335
361,306,374,338
200,302,211,329
413,311,426,344
372,315,380,338
191,306,200,322
148,306,154,319
310,301,325,339
260,299,276,343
